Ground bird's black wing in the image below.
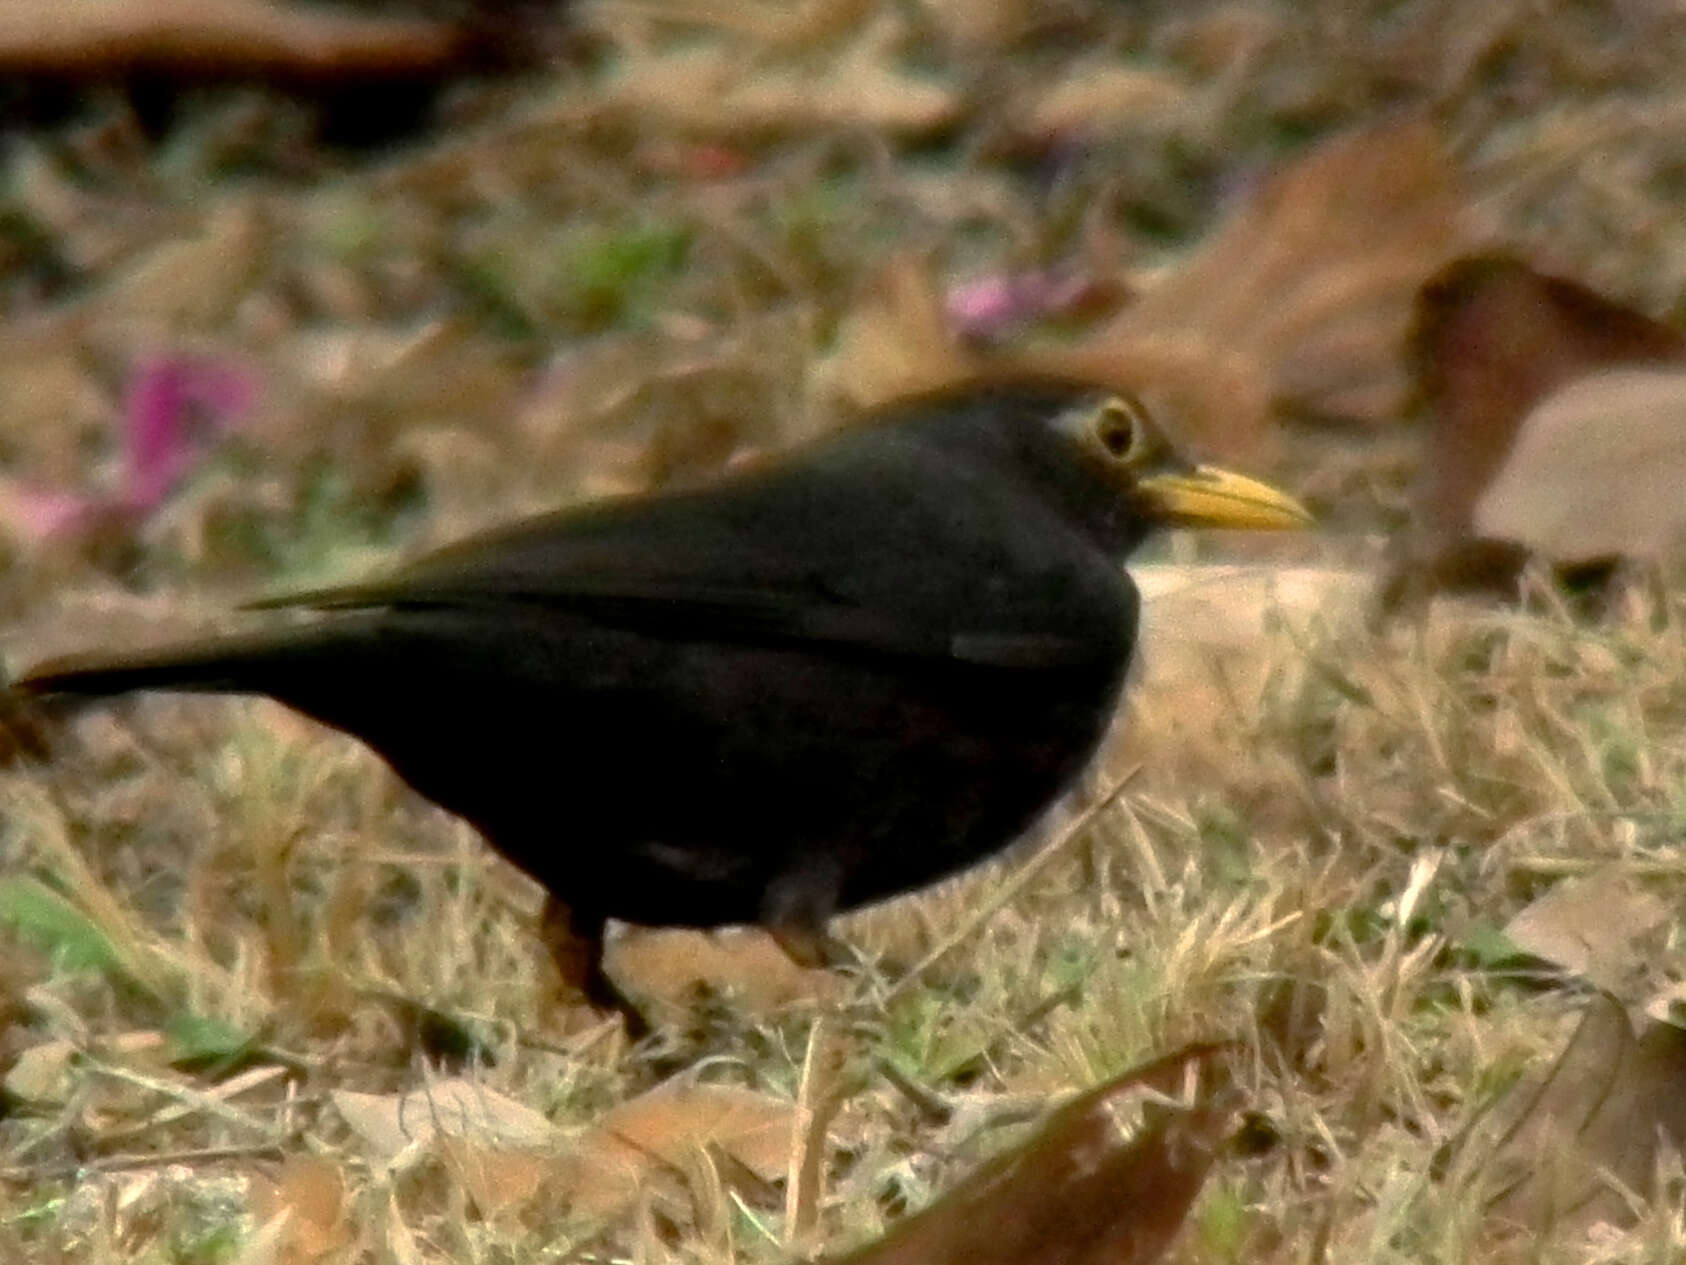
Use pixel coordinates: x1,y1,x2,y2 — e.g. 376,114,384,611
251,427,1133,670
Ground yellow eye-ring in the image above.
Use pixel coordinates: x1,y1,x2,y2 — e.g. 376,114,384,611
1094,395,1149,461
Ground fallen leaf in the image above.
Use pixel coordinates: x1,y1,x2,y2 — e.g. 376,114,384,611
599,13,959,139
437,1136,555,1223
340,1073,794,1226
607,927,843,1015
809,121,1460,458
248,1157,355,1265
1380,254,1686,611
230,1209,294,1265
83,197,272,337
1458,993,1686,1240
1026,60,1194,140
3,1029,170,1108
0,330,112,487
504,311,813,514
332,1077,560,1161
597,0,874,49
826,1042,1239,1265
1502,870,1670,999
283,320,517,421
915,0,1038,50
1414,256,1686,510
557,1078,794,1220
1472,367,1686,563
1162,6,1281,76
1033,117,1464,456
4,1038,78,1104
0,0,462,77
806,252,977,421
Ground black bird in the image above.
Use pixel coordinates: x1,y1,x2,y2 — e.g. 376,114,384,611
13,379,1308,1027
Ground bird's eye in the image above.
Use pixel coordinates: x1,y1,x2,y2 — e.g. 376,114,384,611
1094,397,1146,461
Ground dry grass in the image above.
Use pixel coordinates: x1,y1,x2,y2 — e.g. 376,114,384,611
11,572,1686,1262
5,0,1686,1261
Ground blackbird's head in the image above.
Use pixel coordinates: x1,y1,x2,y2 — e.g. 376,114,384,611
898,378,1312,554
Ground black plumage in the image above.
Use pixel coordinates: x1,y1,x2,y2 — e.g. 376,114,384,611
14,378,1308,1027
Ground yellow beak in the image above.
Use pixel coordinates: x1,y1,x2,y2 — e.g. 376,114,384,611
1135,466,1313,531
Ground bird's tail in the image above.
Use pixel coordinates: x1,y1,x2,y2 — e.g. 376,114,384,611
13,628,332,700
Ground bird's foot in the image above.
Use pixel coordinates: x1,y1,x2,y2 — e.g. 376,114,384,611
583,964,652,1041
766,919,853,972
539,895,651,1039
761,861,850,971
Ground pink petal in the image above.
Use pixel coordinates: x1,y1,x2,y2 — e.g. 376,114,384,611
945,270,1087,340
121,354,260,513
945,276,1025,337
0,480,101,544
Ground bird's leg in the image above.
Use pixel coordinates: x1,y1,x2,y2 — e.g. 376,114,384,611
768,921,853,970
761,863,852,970
539,895,650,1038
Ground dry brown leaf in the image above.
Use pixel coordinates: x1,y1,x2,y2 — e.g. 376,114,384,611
82,198,272,340
0,0,461,77
1461,993,1686,1240
0,331,111,489
826,1042,1239,1265
807,252,978,421
731,17,958,134
283,322,518,419
1380,255,1686,610
1026,60,1195,139
1033,117,1464,456
247,1157,355,1265
231,1210,294,1265
3,1038,79,1104
1022,334,1275,464
600,13,959,138
1503,870,1671,1000
332,1077,560,1161
599,0,877,49
1472,367,1686,563
1163,6,1281,76
557,1078,794,1220
916,0,1038,51
808,251,1275,459
268,324,519,519
437,1136,556,1224
1411,256,1686,522
517,315,811,505
607,927,843,1015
